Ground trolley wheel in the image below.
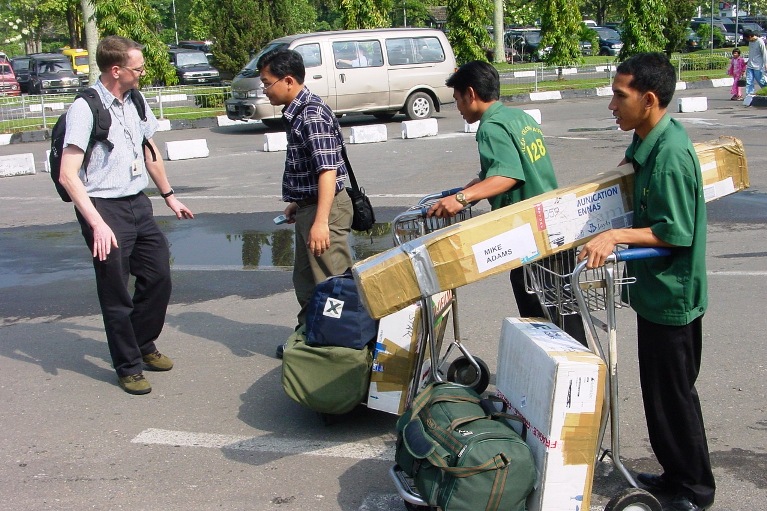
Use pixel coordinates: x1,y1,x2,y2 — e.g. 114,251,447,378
604,488,662,511
446,356,490,394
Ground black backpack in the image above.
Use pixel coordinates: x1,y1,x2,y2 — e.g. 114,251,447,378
50,87,155,202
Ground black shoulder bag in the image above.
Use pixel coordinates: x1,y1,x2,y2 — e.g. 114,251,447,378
340,144,376,232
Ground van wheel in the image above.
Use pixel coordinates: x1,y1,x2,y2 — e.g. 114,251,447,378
405,92,434,120
372,111,396,120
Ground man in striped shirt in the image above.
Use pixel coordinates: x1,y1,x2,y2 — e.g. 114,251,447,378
256,49,354,358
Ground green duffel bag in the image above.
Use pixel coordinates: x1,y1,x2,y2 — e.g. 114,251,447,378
395,382,536,511
281,326,372,415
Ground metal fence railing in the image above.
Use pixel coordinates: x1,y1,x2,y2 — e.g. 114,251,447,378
499,52,733,95
0,85,232,134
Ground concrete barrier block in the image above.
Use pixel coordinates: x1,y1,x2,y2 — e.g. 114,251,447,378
677,96,708,113
529,91,562,102
216,115,261,127
349,124,387,144
156,119,172,132
264,132,288,152
675,81,687,91
523,109,542,125
711,78,732,88
464,121,479,133
164,139,209,160
514,70,536,78
44,149,51,173
0,153,36,177
595,65,616,73
401,118,438,139
155,94,187,103
561,67,577,75
595,86,613,97
0,134,12,146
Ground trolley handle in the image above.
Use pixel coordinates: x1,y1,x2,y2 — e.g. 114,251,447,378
609,247,673,263
439,187,464,198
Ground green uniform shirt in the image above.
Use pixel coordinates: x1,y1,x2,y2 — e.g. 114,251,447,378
476,102,558,211
625,114,708,326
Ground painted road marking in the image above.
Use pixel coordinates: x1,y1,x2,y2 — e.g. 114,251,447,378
132,428,395,461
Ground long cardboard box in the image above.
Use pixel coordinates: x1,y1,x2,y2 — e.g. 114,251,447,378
494,318,606,511
366,291,452,415
353,136,749,318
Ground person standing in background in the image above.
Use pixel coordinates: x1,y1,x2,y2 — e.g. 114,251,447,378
743,29,767,97
727,48,746,100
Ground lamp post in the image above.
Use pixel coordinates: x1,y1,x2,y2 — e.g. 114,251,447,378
172,0,179,45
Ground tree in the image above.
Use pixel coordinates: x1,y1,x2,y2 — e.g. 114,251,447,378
539,0,584,67
504,0,538,28
580,0,619,26
446,0,493,64
663,0,697,55
340,0,393,29
617,0,667,60
95,0,178,85
207,0,316,79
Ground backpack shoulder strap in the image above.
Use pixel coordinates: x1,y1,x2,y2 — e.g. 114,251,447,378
128,88,157,162
76,87,114,169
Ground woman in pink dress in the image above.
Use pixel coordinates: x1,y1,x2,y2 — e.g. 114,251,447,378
728,48,747,100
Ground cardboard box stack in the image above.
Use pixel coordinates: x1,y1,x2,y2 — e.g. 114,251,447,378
495,318,606,511
353,137,749,319
366,291,452,415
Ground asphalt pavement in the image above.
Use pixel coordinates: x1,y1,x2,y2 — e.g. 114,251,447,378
0,88,765,511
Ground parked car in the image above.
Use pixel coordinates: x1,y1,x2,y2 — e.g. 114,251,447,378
579,39,593,56
227,28,456,126
505,29,552,62
683,28,702,52
178,40,213,62
0,60,21,96
168,48,221,85
594,27,624,56
723,22,763,45
10,55,31,93
27,53,82,95
61,48,89,84
689,19,737,47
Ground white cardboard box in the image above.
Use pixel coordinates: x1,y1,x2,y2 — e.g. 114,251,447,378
367,291,452,415
495,318,606,511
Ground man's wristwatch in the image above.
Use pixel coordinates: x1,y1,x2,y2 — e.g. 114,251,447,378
455,192,469,207
161,188,175,198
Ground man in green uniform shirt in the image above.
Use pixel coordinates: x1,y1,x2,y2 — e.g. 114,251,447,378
428,60,585,343
578,53,715,511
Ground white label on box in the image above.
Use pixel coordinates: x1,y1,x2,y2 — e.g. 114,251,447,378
700,160,717,173
540,185,625,249
562,371,599,414
473,223,538,273
703,176,735,202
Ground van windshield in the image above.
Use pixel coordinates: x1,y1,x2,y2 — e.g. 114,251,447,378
40,60,71,73
75,56,89,66
176,52,209,67
240,43,288,77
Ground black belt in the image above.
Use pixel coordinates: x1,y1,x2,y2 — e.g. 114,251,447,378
295,196,318,207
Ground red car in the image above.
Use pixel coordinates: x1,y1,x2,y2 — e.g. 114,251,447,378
0,58,21,96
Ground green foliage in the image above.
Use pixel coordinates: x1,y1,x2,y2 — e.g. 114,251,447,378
663,0,697,54
580,0,618,26
695,24,724,49
539,0,584,67
504,0,538,28
95,0,179,85
446,0,493,64
617,0,667,60
207,0,316,78
340,0,393,29
193,88,225,108
390,0,433,28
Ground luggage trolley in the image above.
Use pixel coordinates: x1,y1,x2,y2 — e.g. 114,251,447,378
388,188,492,510
392,188,491,396
523,247,671,511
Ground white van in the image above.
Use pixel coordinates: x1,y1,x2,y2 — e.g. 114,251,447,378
225,28,457,127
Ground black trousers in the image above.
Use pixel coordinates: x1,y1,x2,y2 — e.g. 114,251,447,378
637,314,716,507
509,266,587,345
76,193,172,376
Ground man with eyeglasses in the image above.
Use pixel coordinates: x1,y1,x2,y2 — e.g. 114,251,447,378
58,35,194,395
256,48,354,358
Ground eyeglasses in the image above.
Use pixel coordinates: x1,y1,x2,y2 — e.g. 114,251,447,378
262,77,285,92
121,64,146,74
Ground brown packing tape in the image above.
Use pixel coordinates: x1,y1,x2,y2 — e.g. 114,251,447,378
370,337,419,390
558,361,606,511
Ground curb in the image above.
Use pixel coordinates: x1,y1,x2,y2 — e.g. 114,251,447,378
0,78,758,146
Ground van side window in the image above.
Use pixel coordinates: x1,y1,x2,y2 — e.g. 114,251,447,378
332,40,382,68
385,37,445,65
295,43,322,68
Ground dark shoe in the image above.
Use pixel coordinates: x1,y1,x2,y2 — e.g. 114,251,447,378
636,472,675,494
664,495,708,511
142,350,174,371
118,374,151,395
276,343,286,359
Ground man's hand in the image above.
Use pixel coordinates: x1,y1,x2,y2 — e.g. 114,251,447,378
166,196,194,219
284,203,298,224
577,231,618,269
308,221,330,257
91,221,119,261
427,195,463,218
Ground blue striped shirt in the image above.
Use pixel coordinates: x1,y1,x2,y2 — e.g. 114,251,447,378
281,88,347,202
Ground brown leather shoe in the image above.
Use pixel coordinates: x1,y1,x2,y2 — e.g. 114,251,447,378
118,374,151,395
